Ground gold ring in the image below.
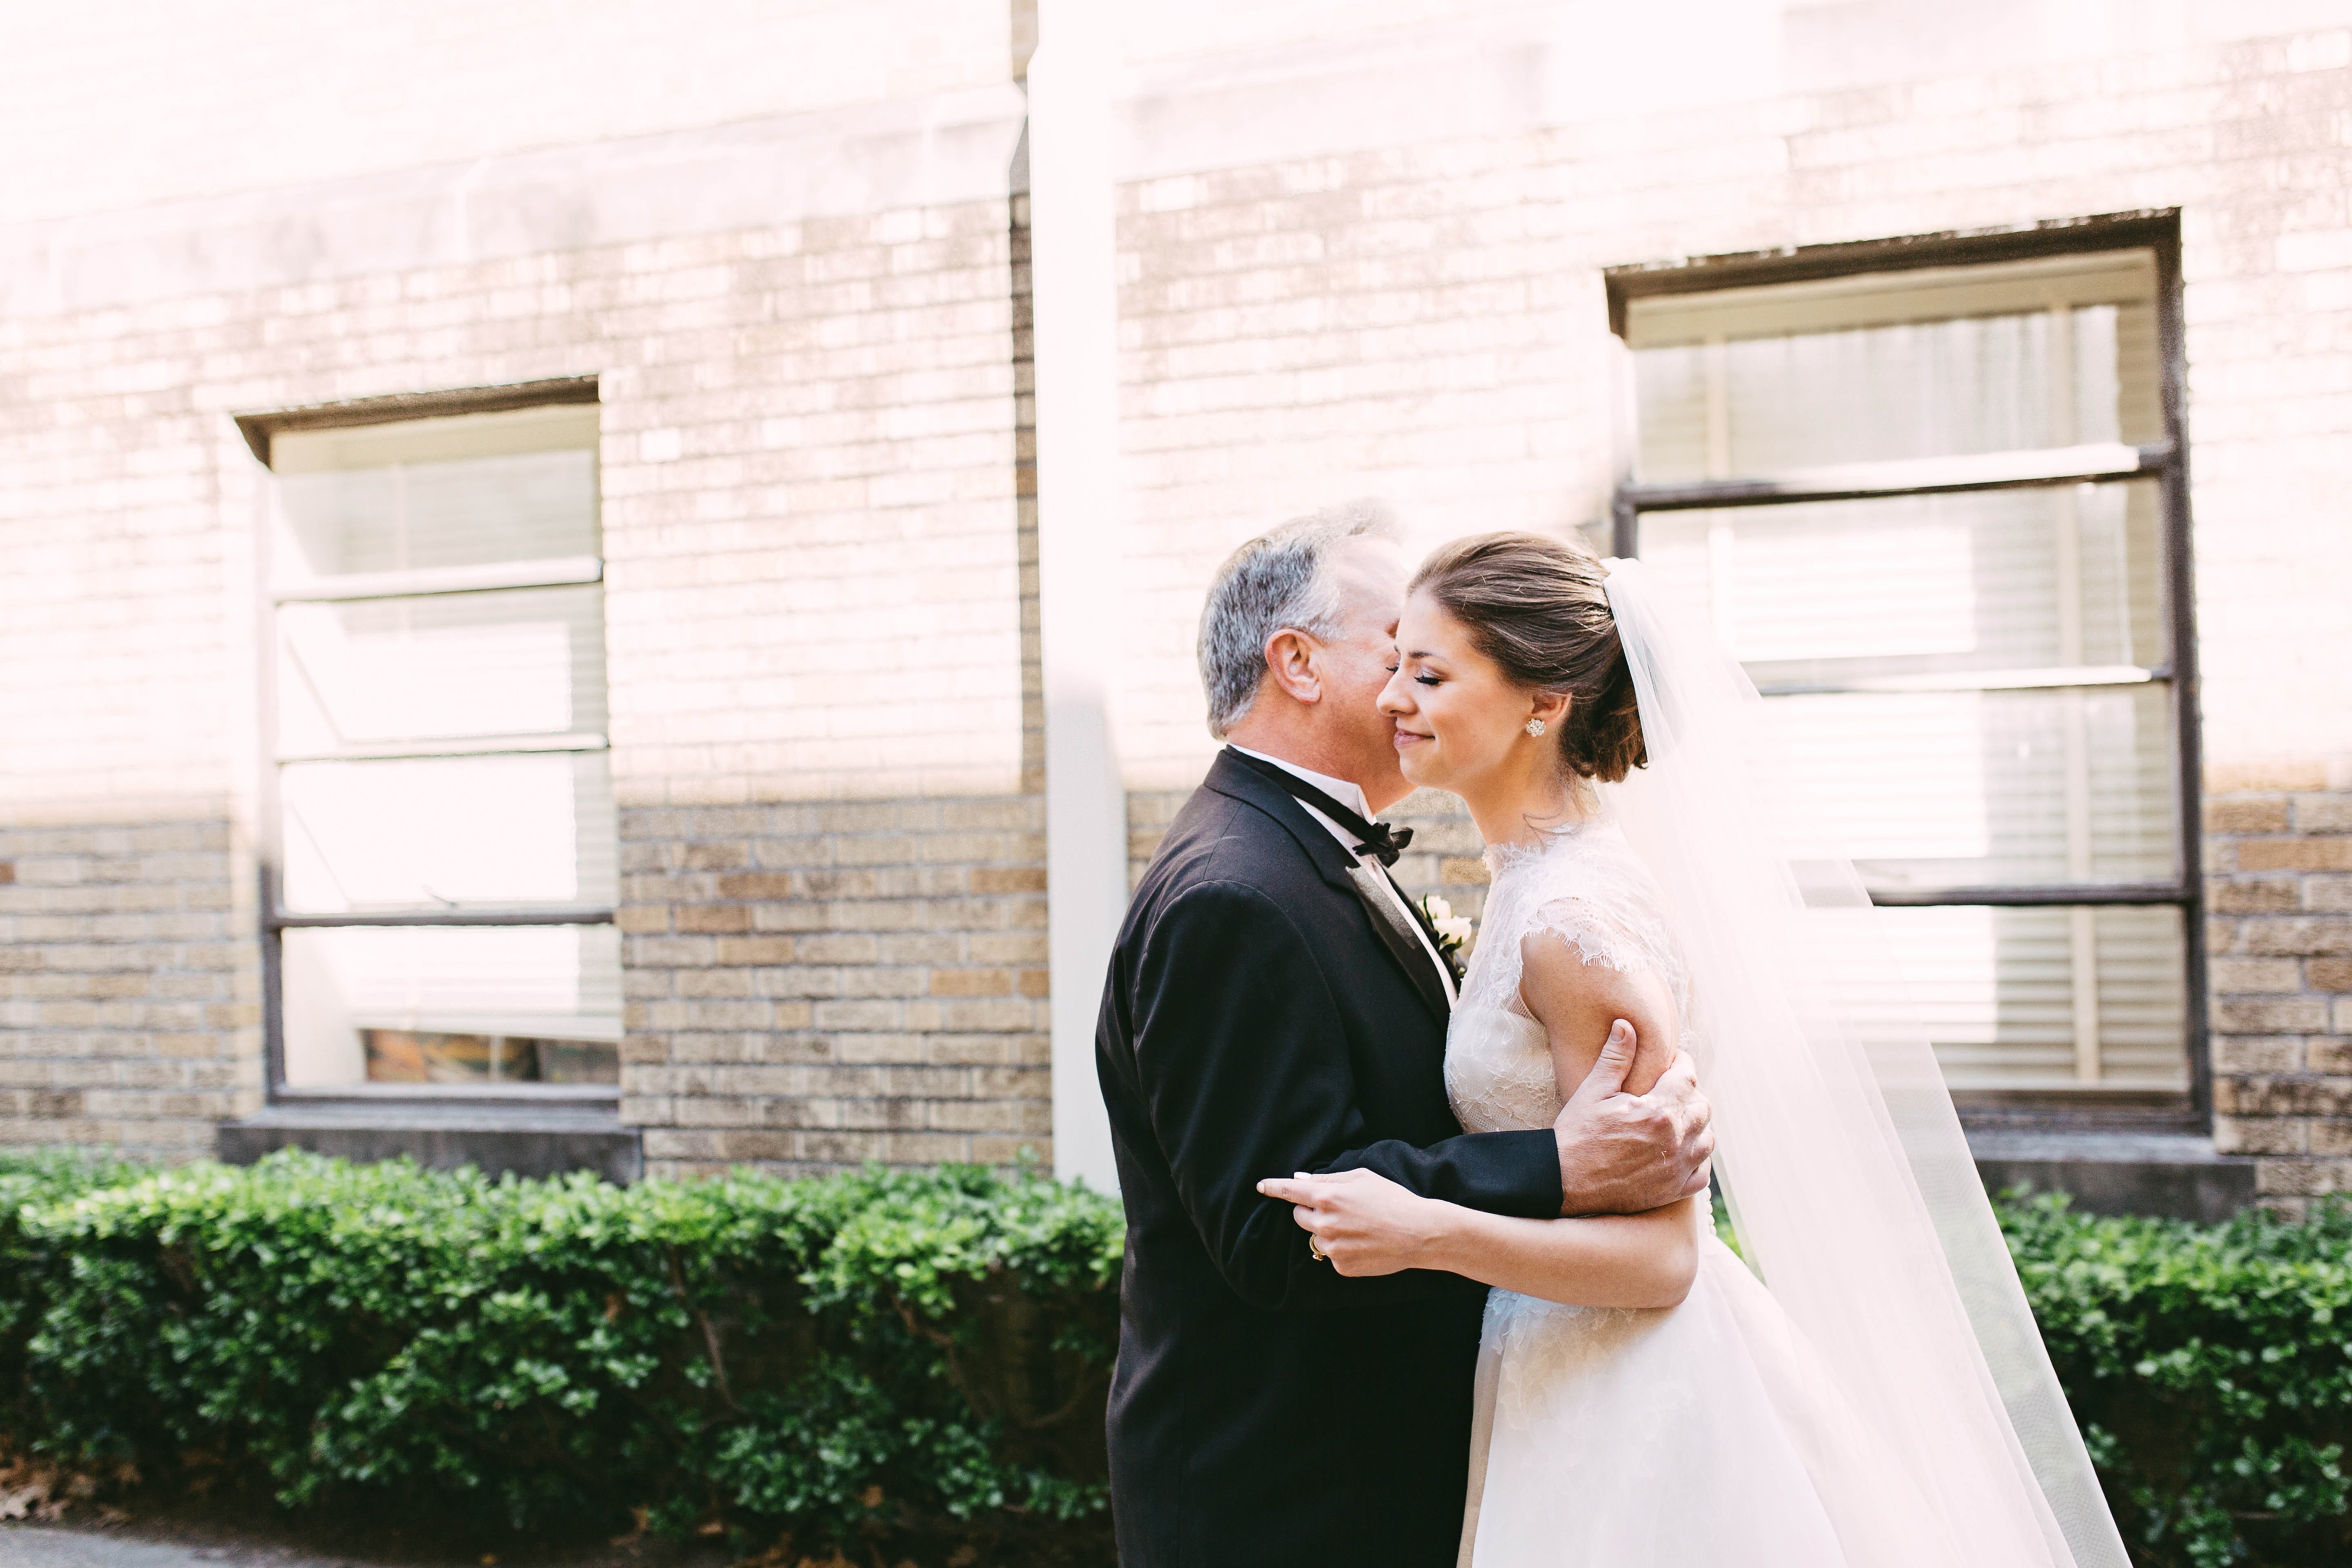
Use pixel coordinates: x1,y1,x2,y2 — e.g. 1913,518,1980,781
1307,1236,1330,1263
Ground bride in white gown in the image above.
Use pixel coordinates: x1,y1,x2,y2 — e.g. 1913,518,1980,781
1261,533,2129,1568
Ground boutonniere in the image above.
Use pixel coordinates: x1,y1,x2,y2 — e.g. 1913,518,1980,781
1420,894,1474,979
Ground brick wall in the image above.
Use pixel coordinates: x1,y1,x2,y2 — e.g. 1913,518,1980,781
618,796,1048,1178
1110,26,2352,793
2205,759,2352,1214
1,190,1040,1169
0,0,1014,227
608,192,1045,1178
0,815,257,1160
0,294,267,1158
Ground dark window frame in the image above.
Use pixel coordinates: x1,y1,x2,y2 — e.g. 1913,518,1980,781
238,378,619,1107
1605,211,2207,1132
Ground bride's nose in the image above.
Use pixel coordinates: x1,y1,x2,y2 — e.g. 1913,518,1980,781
1377,666,1413,715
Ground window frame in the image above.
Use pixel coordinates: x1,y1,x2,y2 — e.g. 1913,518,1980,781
1605,211,2207,1130
238,378,620,1105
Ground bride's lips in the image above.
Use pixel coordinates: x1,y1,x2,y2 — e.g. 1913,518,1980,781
1393,728,1432,749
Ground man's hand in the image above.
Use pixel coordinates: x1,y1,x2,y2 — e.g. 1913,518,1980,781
1553,1020,1713,1215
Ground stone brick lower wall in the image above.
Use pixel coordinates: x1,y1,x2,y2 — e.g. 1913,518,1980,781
617,795,1050,1179
0,811,259,1160
2204,759,2352,1214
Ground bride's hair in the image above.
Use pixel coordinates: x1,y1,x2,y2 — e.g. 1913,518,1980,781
1410,531,1646,782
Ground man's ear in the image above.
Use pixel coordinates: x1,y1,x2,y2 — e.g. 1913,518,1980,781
1263,628,1322,705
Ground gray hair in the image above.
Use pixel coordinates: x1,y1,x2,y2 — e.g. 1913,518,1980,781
1197,499,1399,738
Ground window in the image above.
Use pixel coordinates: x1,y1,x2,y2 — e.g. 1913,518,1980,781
258,395,619,1094
1610,222,2201,1109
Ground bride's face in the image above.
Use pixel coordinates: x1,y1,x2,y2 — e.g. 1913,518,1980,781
1379,592,1552,792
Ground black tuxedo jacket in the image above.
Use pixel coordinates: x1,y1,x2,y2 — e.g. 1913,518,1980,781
1096,749,1563,1568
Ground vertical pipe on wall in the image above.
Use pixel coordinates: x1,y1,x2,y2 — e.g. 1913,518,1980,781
1027,0,1124,1190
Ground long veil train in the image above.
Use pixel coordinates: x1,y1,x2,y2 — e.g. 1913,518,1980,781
1599,557,2129,1568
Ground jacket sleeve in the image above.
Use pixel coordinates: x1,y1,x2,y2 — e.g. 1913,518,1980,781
1126,878,1559,1314
1319,1124,1561,1216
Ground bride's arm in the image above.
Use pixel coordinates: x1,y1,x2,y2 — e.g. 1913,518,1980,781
1520,927,1680,1106
1258,1086,1701,1307
1261,1161,1697,1307
1259,939,1704,1308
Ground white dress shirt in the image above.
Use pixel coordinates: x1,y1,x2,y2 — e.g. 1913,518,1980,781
1232,746,1458,1005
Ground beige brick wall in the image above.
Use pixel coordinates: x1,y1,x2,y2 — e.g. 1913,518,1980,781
0,815,257,1160
1111,24,2352,789
598,203,1028,806
2204,759,2352,1212
604,193,1042,1178
1,192,1038,1169
0,288,270,1159
619,795,1048,1177
0,0,1015,226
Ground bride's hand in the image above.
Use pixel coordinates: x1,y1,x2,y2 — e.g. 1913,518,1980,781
1255,1168,1443,1276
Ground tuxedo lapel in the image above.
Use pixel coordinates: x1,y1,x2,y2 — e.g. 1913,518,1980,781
1204,749,1451,1027
1200,751,1363,895
1343,864,1453,1027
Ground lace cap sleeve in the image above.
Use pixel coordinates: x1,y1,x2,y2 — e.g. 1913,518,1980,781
1523,893,1650,977
1463,827,1689,1021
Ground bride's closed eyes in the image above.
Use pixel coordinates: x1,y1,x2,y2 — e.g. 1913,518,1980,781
1386,647,1451,686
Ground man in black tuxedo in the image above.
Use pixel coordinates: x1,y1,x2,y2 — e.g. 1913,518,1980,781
1095,502,1715,1568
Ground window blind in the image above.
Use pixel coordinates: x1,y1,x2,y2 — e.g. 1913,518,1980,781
270,404,619,1089
1624,248,2186,1091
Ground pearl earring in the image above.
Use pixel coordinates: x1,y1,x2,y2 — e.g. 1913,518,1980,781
1525,718,1547,737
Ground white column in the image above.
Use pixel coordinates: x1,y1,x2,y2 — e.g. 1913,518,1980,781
1028,1,1125,1190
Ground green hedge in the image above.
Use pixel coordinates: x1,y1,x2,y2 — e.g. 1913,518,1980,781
0,1150,1121,1559
5,1152,2352,1567
2005,1194,2352,1568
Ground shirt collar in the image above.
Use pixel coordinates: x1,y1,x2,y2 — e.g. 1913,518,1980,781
1228,745,1375,822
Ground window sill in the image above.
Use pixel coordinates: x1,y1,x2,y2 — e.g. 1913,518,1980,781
271,1082,620,1104
1954,1088,2199,1134
1967,1127,2252,1223
218,1098,640,1184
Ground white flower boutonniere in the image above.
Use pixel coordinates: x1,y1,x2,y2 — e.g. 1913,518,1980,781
1420,893,1475,979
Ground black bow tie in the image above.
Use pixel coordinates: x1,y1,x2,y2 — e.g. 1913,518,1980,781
1225,749,1415,867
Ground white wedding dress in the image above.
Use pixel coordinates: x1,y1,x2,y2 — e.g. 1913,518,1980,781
1445,822,1969,1568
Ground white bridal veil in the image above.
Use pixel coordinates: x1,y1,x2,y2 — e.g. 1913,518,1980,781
1598,557,2131,1568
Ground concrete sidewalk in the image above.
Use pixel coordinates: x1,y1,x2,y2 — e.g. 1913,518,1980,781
0,1530,276,1568
0,1525,727,1568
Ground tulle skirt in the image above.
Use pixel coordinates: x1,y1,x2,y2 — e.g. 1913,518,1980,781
1458,1236,1972,1568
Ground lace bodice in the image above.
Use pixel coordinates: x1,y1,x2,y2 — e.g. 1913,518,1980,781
1444,820,1695,1134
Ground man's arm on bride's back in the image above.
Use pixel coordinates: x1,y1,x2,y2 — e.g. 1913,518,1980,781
1129,878,1556,1312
